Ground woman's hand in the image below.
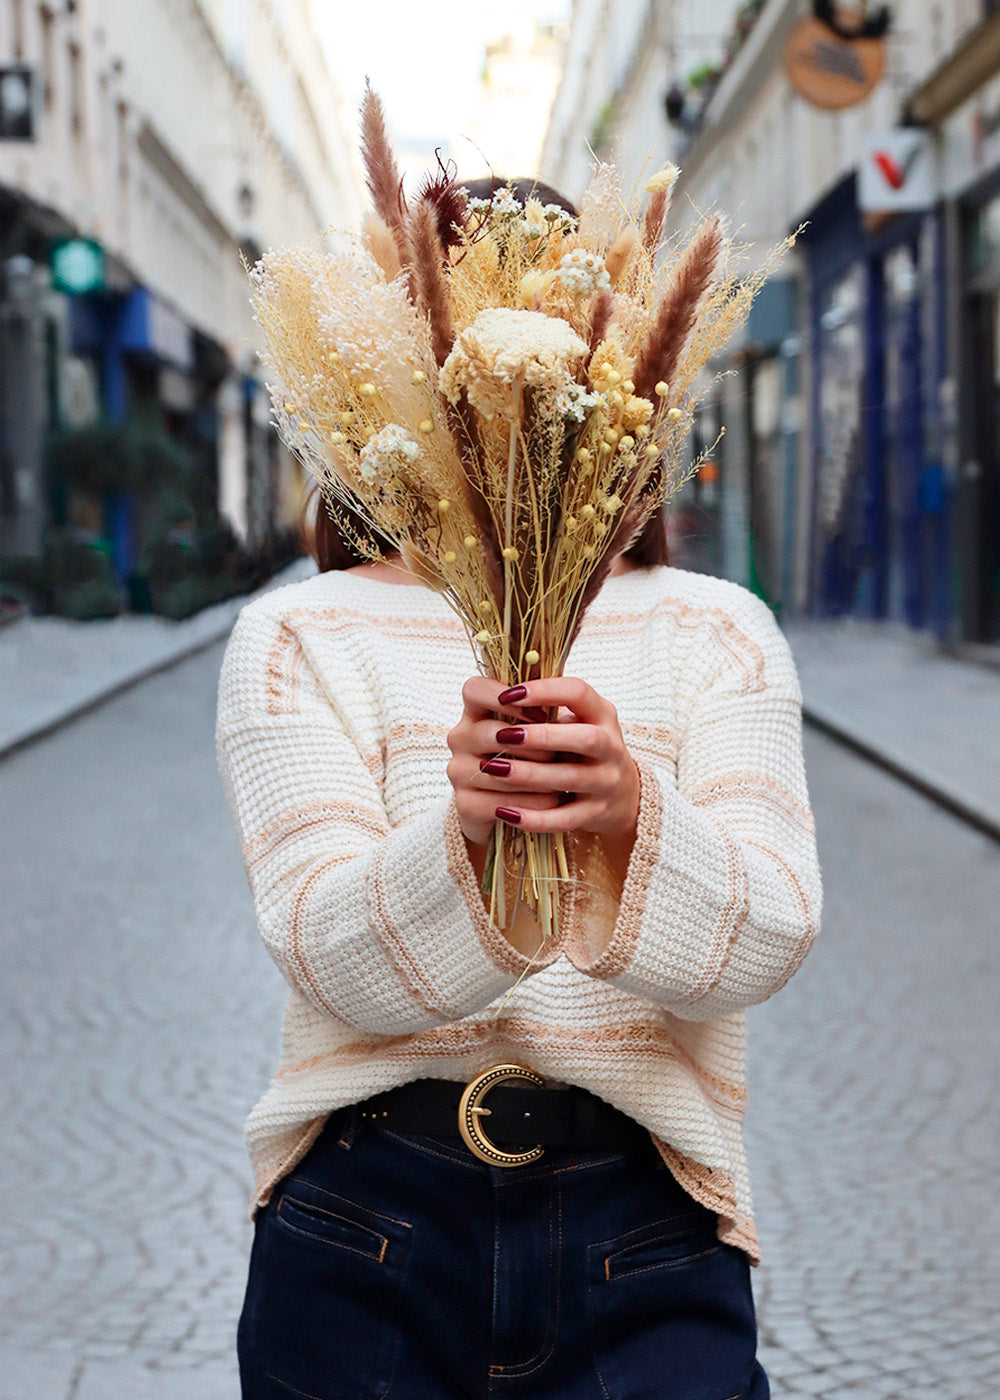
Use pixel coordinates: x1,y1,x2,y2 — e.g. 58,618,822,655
446,677,641,876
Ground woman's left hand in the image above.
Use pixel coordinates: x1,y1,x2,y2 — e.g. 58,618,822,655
457,676,641,869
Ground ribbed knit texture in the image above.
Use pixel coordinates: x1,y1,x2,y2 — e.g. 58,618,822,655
216,565,822,1263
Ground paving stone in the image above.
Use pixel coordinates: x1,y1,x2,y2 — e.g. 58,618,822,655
74,1357,239,1399
0,1350,77,1400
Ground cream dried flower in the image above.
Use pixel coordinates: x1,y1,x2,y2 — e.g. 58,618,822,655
358,423,420,484
440,308,588,419
645,165,680,193
555,248,611,298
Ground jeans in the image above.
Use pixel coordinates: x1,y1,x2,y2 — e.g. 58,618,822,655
238,1100,769,1400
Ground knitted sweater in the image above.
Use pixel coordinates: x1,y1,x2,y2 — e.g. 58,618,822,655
216,564,822,1262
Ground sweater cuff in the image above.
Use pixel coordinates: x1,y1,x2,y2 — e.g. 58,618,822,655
564,756,664,978
442,799,563,979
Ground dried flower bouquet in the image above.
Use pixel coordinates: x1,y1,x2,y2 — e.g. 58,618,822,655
249,86,779,945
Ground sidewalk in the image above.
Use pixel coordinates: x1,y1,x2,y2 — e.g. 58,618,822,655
3,578,998,842
785,618,1000,842
0,557,316,759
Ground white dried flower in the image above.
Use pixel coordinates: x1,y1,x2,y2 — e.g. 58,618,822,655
542,203,577,232
550,383,601,423
440,308,589,420
358,423,420,485
555,248,611,297
490,187,522,217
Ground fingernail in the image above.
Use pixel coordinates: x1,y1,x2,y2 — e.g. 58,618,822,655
498,685,528,705
521,705,548,724
495,807,522,824
496,727,526,745
480,758,512,777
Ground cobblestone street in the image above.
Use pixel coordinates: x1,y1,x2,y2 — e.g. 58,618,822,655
1,642,997,1399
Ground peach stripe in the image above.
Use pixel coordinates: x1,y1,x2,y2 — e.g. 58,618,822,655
243,799,390,871
689,771,814,831
368,839,450,1018
272,1015,747,1108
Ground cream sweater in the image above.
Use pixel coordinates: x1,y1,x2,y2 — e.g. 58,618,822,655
216,564,821,1262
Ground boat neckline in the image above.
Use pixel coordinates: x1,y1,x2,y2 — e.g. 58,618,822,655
322,563,661,611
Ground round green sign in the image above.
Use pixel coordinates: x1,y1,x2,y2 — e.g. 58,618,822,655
51,238,105,294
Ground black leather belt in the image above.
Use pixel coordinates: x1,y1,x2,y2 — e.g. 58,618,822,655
355,1065,649,1168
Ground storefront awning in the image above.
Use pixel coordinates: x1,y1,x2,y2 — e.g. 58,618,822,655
904,9,1000,125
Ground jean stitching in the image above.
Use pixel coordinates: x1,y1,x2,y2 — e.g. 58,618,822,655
605,1243,725,1280
288,1177,414,1231
379,1127,485,1171
488,1179,563,1378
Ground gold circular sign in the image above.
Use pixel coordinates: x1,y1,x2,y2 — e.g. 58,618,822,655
784,17,886,112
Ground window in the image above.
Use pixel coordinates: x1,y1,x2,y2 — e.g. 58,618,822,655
39,5,55,110
68,39,82,138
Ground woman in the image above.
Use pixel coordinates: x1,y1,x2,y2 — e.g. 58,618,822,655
218,185,821,1400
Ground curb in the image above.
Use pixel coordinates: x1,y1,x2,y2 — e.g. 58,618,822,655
803,705,1000,846
0,623,235,761
0,560,315,762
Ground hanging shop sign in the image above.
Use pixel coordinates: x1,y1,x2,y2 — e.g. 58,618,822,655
51,238,106,295
785,16,887,111
858,130,936,213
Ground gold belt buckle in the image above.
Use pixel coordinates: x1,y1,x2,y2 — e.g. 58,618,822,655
458,1064,545,1167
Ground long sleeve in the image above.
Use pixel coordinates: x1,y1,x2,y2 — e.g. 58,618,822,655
215,602,542,1036
566,594,821,1021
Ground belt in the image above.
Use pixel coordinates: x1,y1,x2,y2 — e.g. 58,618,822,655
355,1064,649,1168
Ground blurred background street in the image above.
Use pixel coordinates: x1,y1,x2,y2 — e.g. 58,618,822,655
2,0,1000,1396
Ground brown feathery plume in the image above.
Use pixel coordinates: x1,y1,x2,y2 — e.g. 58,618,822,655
360,83,409,257
641,165,680,254
416,151,469,252
632,217,724,400
588,288,614,355
362,211,402,281
605,226,638,286
410,197,456,367
642,190,668,254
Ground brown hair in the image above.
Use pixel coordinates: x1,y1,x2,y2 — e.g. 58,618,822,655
301,175,669,572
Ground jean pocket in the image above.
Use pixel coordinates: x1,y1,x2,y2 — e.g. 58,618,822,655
586,1213,757,1400
239,1179,412,1400
597,1212,723,1280
277,1182,397,1262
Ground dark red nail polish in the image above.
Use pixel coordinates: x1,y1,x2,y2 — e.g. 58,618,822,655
480,758,512,777
521,705,548,724
498,685,528,705
496,727,526,745
495,807,522,824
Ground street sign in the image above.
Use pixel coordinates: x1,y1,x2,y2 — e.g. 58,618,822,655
785,17,886,111
0,64,37,140
858,131,936,212
51,238,106,295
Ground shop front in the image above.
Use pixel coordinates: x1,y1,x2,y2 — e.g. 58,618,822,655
957,180,1000,645
802,175,950,633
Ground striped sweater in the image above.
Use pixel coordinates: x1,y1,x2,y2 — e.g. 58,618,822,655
216,564,822,1262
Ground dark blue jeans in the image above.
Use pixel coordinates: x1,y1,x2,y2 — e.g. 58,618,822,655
238,1102,769,1400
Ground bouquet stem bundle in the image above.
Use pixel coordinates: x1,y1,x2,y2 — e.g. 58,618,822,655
249,88,784,949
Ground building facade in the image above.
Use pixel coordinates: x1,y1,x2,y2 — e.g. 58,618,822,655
544,0,1000,650
0,0,361,581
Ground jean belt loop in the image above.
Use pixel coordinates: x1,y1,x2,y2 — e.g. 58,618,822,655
336,1102,363,1151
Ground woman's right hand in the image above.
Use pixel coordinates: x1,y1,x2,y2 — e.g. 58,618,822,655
446,678,560,849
